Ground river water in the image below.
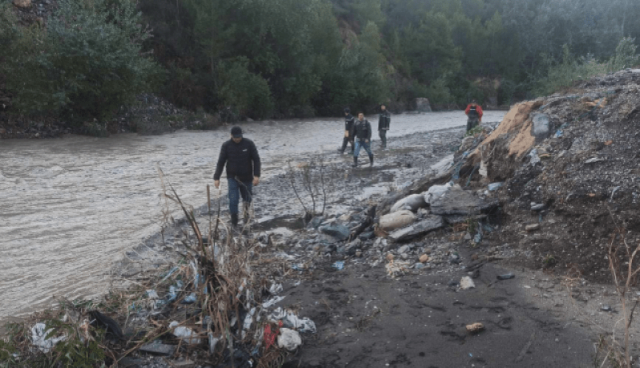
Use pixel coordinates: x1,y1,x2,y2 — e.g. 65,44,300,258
0,111,505,321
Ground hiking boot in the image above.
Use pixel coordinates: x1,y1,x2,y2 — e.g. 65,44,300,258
369,154,374,167
352,156,358,167
231,214,238,228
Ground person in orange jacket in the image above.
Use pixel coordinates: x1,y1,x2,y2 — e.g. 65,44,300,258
465,99,483,133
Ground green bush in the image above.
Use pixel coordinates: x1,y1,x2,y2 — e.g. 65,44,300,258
534,38,639,97
2,0,161,124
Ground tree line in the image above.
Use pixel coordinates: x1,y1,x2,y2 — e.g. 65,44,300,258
1,0,639,125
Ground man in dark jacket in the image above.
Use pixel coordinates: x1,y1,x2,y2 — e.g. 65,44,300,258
213,126,261,228
339,108,355,155
378,104,391,150
353,113,374,167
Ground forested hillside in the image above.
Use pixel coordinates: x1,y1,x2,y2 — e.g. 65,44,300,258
1,0,639,124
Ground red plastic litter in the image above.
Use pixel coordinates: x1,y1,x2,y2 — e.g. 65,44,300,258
264,321,282,351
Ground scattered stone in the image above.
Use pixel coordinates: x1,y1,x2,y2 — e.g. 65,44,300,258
525,224,540,232
379,210,417,231
430,186,498,216
466,323,485,333
308,216,324,229
390,194,427,213
358,231,375,240
530,203,546,211
415,263,425,270
398,245,411,254
319,224,350,241
386,253,394,261
139,341,177,356
585,157,605,164
460,276,475,290
449,253,461,264
497,273,515,280
488,182,504,191
419,254,429,263
388,215,444,242
601,305,613,312
13,0,31,8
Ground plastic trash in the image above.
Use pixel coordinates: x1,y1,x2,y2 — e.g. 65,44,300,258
460,276,476,290
166,280,184,303
181,292,197,304
262,296,285,309
269,283,283,295
264,323,281,351
268,307,317,333
332,261,345,270
169,321,201,344
488,182,504,191
497,273,515,280
555,129,563,138
146,290,159,299
529,149,541,166
31,323,66,353
277,328,302,351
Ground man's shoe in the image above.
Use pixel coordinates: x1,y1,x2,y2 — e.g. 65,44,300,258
352,157,358,167
369,154,374,167
231,214,238,228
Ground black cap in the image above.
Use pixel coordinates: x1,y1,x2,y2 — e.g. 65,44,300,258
231,126,243,138
344,107,350,113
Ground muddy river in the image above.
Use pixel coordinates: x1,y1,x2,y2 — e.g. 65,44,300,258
0,111,505,321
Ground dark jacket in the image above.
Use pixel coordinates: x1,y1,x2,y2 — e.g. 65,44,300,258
213,138,261,182
354,119,372,140
344,114,355,138
378,110,391,131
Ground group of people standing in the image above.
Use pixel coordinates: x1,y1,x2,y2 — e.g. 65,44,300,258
339,105,391,167
214,100,483,228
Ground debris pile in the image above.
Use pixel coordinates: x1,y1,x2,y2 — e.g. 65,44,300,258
458,68,640,281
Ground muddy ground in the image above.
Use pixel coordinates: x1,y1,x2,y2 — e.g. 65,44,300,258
114,125,638,367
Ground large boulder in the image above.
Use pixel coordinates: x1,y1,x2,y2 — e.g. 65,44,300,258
429,186,498,216
389,215,444,242
415,98,432,112
390,194,427,213
319,224,350,241
531,113,551,142
379,210,417,231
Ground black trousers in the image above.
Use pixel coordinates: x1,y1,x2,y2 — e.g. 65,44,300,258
378,130,387,148
466,118,479,132
341,136,354,153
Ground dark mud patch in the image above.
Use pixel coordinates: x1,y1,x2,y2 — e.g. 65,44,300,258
277,254,595,368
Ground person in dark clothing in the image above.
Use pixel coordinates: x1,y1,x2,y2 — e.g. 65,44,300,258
213,126,261,228
465,99,484,133
352,113,374,167
378,104,391,150
339,108,356,155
